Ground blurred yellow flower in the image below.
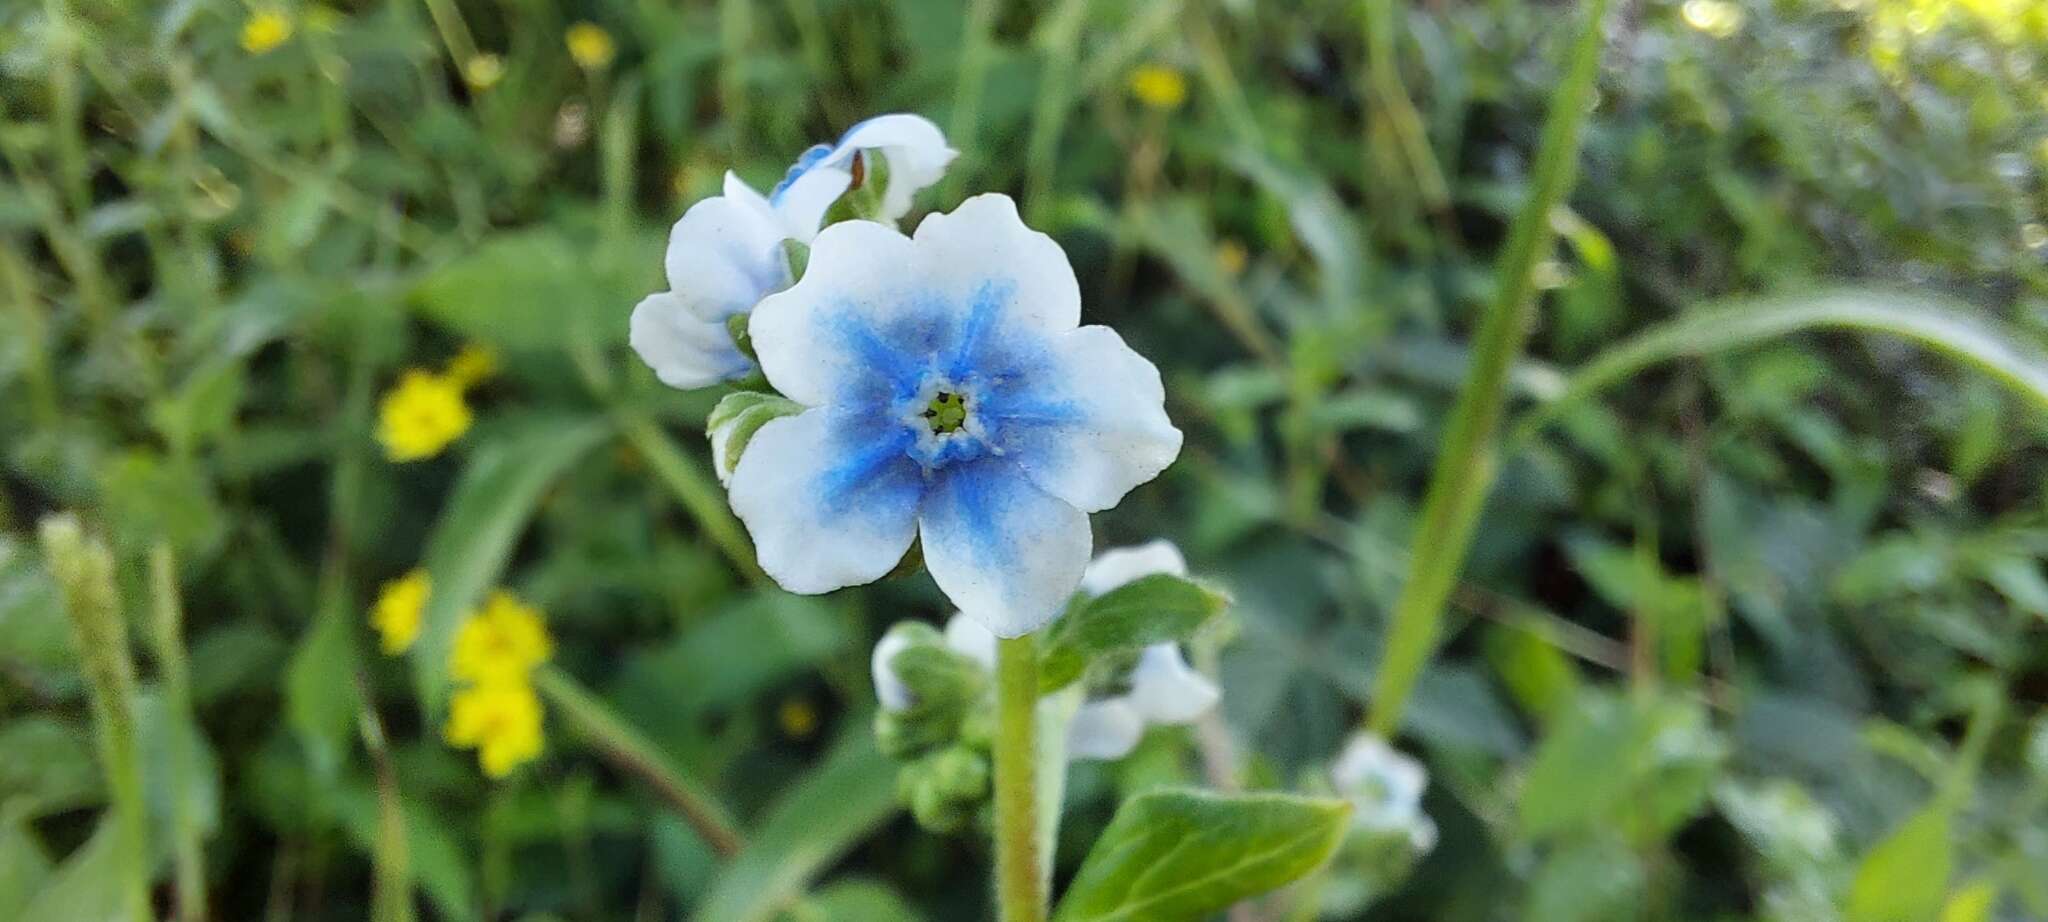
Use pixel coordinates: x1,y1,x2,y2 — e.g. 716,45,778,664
445,679,544,777
566,22,616,71
241,11,293,54
778,697,820,739
463,53,505,91
377,370,472,462
1129,64,1188,110
1681,0,1744,38
450,590,553,685
444,343,499,389
370,569,430,655
1215,239,1248,276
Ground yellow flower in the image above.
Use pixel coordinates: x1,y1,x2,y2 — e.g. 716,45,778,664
450,590,552,685
1215,239,1248,276
370,569,430,655
778,697,819,739
1129,64,1188,111
241,11,293,54
443,343,499,390
565,22,616,71
463,53,505,91
377,370,472,462
445,680,544,777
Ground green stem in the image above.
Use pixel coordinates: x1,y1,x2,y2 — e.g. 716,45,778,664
534,666,745,857
617,411,766,584
1364,0,1607,737
39,516,150,922
149,544,209,922
943,0,1000,200
994,635,1046,922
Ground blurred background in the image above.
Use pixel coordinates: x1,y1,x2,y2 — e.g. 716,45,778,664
3,0,2048,919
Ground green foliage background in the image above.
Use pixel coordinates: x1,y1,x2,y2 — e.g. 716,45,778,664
3,0,2048,919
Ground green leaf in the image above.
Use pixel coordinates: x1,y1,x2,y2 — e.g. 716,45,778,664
0,717,101,818
1847,802,1952,922
410,231,651,354
1513,289,2048,450
285,583,361,781
411,416,612,716
0,811,52,917
1518,691,1723,843
690,732,899,922
0,538,73,694
793,878,927,922
1051,789,1351,922
1523,836,1644,922
18,819,132,922
1040,574,1229,692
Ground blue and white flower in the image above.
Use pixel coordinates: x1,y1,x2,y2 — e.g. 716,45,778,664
1331,733,1438,852
769,114,957,235
729,195,1182,635
629,171,792,389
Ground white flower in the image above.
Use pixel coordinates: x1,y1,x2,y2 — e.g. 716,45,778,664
1064,541,1220,761
630,172,793,389
770,114,957,234
871,629,918,711
1332,733,1437,851
729,195,1182,636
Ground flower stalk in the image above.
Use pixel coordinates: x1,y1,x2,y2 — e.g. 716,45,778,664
994,633,1047,922
39,515,150,922
149,543,209,922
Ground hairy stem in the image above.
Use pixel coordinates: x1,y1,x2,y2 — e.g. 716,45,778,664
995,634,1047,922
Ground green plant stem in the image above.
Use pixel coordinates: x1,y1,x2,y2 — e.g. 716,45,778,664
1364,0,1607,738
994,634,1046,922
39,516,151,922
355,673,416,922
617,411,766,584
944,0,1000,200
150,544,209,922
535,666,745,857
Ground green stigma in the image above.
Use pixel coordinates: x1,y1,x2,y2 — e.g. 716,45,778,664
923,391,968,434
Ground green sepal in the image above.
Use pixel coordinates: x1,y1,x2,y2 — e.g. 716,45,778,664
1052,788,1352,922
1038,574,1230,693
871,622,988,760
706,391,803,479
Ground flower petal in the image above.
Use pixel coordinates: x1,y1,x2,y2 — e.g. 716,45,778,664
747,219,930,408
629,292,751,389
1126,643,1219,724
1080,540,1188,596
1066,698,1145,761
727,407,924,594
758,163,848,243
910,194,1080,335
835,113,957,221
871,630,916,711
663,180,791,323
995,325,1183,512
942,613,998,669
918,457,1091,638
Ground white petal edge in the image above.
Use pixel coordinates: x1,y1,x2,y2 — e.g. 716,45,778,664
1008,325,1183,513
835,114,957,221
910,194,1080,335
629,292,749,389
871,629,916,711
663,183,791,324
942,613,998,670
747,219,922,408
1080,540,1189,596
1066,698,1145,761
1125,643,1219,724
918,460,1092,638
726,408,921,594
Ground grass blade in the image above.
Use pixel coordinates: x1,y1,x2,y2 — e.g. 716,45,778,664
1365,0,1609,737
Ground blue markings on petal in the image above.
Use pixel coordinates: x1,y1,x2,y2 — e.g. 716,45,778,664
926,457,1017,567
771,143,836,204
946,279,1012,381
813,409,924,517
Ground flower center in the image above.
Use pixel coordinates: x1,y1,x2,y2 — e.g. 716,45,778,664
923,391,969,434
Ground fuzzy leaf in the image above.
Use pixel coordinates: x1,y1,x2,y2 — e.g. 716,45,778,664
1051,789,1350,922
1040,575,1228,692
